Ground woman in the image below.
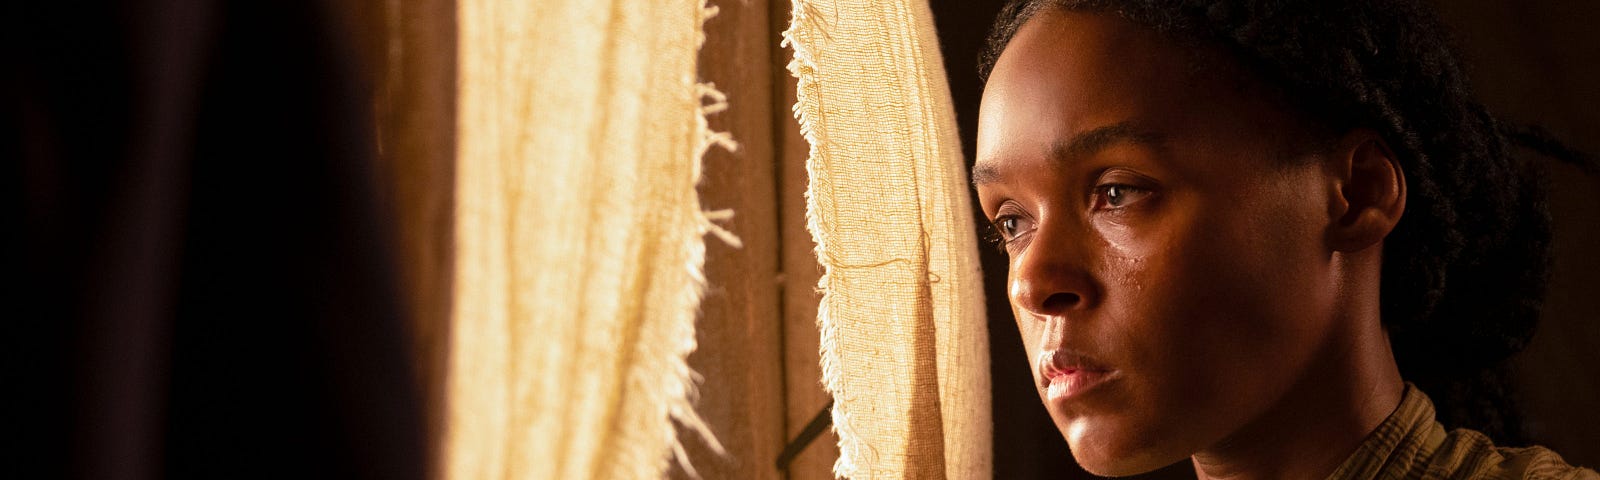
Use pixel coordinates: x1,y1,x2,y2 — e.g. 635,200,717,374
971,0,1599,478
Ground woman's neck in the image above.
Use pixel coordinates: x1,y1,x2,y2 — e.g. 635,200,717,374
1190,313,1405,480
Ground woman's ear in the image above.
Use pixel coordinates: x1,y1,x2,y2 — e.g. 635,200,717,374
1325,129,1407,252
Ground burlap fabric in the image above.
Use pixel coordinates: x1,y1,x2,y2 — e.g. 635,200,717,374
786,1,994,478
446,1,729,478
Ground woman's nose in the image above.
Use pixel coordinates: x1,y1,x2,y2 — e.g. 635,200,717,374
1007,224,1097,319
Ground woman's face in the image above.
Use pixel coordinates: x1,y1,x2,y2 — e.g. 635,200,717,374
974,10,1345,476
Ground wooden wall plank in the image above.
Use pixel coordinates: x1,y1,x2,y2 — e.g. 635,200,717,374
677,0,789,478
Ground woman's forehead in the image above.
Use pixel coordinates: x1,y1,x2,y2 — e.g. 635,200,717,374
976,9,1316,175
979,13,1226,163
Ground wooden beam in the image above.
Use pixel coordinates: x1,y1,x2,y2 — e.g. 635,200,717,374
676,0,789,478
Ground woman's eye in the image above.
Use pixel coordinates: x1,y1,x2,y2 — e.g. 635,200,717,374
998,217,1021,238
996,215,1035,240
1094,184,1152,210
983,213,1034,253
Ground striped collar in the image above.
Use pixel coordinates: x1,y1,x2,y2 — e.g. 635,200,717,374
1325,383,1597,480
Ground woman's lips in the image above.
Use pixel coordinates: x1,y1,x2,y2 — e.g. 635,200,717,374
1038,349,1115,402
1046,368,1113,402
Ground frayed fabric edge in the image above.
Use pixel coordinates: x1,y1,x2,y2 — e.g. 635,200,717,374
781,2,864,478
666,1,740,479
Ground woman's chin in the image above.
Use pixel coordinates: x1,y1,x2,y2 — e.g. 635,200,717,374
1064,418,1191,477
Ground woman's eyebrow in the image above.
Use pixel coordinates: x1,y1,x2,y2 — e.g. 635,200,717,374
1053,122,1165,160
972,122,1165,187
971,162,1006,187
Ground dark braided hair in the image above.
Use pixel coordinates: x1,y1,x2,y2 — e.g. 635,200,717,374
979,0,1599,444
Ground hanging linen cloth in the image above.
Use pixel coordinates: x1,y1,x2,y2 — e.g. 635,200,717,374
446,0,731,479
785,1,993,478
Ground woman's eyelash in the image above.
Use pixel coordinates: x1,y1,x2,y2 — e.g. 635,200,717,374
982,222,1008,254
985,214,1032,254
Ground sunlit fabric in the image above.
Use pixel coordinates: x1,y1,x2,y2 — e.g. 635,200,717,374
447,1,728,478
785,1,993,478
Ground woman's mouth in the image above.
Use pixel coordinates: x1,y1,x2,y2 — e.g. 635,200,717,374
1046,368,1114,401
1038,349,1116,402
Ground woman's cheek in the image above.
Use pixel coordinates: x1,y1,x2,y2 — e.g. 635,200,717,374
1091,207,1169,281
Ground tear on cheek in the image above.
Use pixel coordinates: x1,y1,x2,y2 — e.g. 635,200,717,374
1105,254,1146,289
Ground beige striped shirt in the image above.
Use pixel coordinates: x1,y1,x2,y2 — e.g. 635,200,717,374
1328,384,1598,479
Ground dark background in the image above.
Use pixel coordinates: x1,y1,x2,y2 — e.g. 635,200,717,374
927,1,1600,478
5,2,427,478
